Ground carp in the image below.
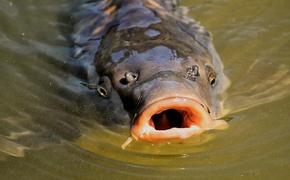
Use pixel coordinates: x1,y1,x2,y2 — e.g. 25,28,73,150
72,0,230,142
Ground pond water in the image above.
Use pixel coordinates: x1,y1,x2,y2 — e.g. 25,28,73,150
0,0,289,179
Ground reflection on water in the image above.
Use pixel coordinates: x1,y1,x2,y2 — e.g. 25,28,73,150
0,0,290,179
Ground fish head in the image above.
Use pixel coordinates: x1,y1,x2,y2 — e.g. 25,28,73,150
106,45,227,142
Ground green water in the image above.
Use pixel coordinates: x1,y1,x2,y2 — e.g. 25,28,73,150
0,0,290,179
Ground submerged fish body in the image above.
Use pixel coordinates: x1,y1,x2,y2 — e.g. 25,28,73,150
72,0,230,142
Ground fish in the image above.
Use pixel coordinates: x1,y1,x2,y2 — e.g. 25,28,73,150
71,0,230,142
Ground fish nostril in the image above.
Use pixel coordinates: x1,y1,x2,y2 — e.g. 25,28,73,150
125,72,138,82
185,65,199,81
119,78,128,85
120,72,139,85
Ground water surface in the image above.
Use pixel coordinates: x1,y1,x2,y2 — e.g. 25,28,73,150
0,0,289,179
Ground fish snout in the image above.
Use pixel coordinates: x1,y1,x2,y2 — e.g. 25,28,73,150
131,80,223,142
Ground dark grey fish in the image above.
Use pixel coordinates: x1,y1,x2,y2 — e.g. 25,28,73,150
72,0,230,142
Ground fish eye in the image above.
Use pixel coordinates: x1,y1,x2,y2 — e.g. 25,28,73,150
209,75,216,86
205,65,217,87
120,72,139,85
97,86,108,97
96,76,112,98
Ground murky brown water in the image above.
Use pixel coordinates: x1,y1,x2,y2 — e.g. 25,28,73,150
0,0,289,179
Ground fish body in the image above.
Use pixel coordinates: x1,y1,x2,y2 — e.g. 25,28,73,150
72,0,230,142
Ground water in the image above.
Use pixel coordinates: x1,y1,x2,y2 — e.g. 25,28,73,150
0,0,290,179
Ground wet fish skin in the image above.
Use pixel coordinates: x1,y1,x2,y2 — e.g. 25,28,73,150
72,0,229,141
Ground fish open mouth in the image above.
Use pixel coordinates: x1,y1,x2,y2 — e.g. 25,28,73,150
131,97,213,142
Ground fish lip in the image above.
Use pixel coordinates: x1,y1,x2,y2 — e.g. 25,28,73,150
131,96,214,142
